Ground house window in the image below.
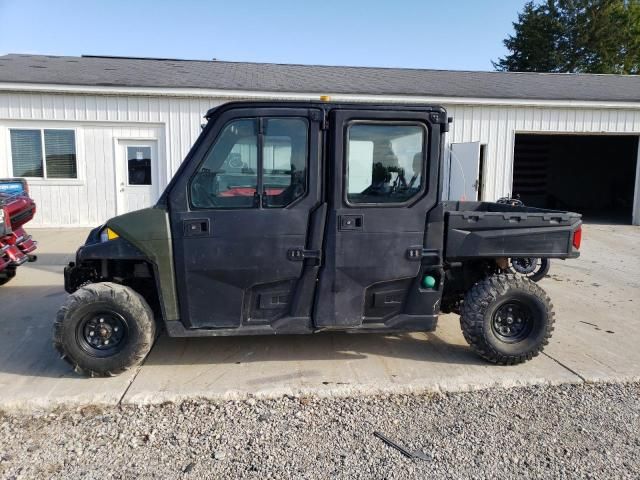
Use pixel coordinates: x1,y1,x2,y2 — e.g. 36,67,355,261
10,129,77,179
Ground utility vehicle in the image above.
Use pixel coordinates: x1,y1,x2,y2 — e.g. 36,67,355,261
56,101,582,376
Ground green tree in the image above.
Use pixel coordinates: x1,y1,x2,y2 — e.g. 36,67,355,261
494,0,640,74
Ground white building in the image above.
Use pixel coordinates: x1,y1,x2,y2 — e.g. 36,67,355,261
0,54,639,227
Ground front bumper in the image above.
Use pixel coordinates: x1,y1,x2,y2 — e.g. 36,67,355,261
64,261,98,294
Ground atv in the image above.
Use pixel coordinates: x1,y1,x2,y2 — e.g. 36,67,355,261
56,101,581,376
0,178,38,285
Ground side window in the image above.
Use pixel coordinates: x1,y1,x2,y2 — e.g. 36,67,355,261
263,118,308,208
190,117,308,209
346,123,426,205
191,119,258,209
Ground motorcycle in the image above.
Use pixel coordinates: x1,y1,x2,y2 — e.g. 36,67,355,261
496,195,550,282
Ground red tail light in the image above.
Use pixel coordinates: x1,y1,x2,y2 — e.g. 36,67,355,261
572,226,582,250
1,206,10,231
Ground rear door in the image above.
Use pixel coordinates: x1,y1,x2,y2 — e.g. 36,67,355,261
314,108,441,328
168,106,323,330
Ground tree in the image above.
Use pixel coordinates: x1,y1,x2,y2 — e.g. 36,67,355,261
494,0,640,74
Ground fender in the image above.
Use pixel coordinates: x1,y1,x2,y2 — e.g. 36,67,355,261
64,206,179,324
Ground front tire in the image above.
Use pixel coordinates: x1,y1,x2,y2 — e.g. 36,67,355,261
460,274,554,365
54,282,156,377
0,267,16,286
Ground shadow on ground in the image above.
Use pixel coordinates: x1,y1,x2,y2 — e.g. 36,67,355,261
143,330,482,369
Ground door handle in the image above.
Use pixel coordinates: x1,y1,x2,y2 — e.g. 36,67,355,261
339,215,363,231
184,219,210,237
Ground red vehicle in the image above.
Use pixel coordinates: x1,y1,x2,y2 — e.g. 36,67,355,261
0,178,37,285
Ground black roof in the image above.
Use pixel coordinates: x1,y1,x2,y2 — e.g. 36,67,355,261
0,53,639,102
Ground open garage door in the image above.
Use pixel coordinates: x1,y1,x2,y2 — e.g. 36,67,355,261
513,134,640,224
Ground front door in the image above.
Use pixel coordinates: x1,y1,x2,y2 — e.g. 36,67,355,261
314,109,441,328
116,140,159,214
168,107,323,330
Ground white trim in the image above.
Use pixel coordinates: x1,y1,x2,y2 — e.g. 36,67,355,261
1,82,640,110
113,137,159,216
633,136,640,225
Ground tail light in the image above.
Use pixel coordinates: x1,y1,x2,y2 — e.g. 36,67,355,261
572,225,582,250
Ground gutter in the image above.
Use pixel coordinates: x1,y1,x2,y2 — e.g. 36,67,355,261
0,82,639,110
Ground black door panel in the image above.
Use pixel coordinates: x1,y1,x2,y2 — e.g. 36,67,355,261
176,209,309,328
315,109,441,328
168,107,322,330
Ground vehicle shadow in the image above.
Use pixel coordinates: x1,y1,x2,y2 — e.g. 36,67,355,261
143,328,484,369
0,279,484,379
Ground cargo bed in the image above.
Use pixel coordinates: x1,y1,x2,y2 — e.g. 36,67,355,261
443,201,582,260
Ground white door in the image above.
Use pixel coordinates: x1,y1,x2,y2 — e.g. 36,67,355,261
116,140,159,215
448,142,481,201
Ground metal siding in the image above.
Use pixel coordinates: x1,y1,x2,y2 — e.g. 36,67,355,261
0,91,639,226
442,104,640,204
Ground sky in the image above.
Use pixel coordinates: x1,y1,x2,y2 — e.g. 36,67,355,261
0,0,523,71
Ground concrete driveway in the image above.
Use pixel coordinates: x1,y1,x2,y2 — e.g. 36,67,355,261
0,224,638,411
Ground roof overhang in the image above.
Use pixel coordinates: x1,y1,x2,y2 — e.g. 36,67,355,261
1,82,639,110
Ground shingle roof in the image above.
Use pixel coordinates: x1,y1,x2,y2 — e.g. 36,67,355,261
0,53,639,102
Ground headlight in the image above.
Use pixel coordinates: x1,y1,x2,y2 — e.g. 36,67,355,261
99,227,120,242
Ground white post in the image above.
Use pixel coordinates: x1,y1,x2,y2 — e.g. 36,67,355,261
633,136,640,226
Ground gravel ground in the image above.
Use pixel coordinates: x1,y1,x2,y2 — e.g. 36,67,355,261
1,382,639,479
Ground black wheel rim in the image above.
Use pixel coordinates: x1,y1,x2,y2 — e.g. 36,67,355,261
511,257,539,275
77,310,128,357
491,300,535,343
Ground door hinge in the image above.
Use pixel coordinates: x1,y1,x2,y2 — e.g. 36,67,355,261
287,248,321,261
406,247,441,264
321,112,329,130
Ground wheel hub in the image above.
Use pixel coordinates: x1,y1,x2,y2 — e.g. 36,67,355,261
80,313,126,352
492,301,533,342
510,257,538,275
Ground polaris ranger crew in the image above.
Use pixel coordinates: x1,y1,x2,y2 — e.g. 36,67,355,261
56,101,582,376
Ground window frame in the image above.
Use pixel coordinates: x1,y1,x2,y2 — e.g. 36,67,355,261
343,120,429,208
188,116,310,211
9,127,79,182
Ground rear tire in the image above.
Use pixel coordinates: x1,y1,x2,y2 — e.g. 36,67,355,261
460,274,554,365
54,282,156,377
528,258,551,282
